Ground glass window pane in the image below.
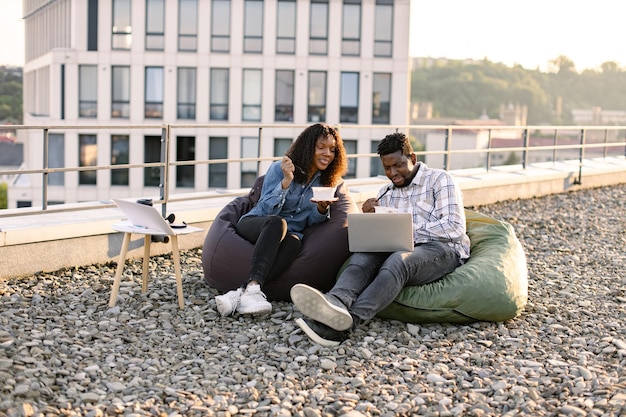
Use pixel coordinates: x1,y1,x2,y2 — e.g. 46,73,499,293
309,3,328,55
112,0,132,49
244,0,263,53
340,72,359,123
48,133,65,186
111,135,129,186
275,70,294,122
209,136,228,188
212,0,230,52
308,71,326,122
177,68,196,119
241,136,258,188
176,136,195,187
146,0,165,32
343,139,357,179
210,68,229,120
179,0,197,35
277,0,296,54
372,73,391,124
112,66,130,118
242,69,262,121
144,135,162,187
374,3,392,57
274,138,292,157
79,65,97,118
79,134,97,185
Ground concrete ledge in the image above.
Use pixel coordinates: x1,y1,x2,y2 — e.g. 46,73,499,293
1,157,625,279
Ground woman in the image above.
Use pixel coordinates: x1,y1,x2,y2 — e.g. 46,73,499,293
215,123,348,317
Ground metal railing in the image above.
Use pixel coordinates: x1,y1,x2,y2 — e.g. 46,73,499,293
1,123,625,219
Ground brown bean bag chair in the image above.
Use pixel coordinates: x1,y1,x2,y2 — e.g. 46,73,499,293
202,176,359,301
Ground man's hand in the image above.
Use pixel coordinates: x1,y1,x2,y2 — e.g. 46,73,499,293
361,198,378,213
281,155,295,189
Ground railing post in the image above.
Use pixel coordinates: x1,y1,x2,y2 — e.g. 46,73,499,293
552,129,558,165
257,126,263,177
485,129,493,172
42,128,49,210
159,124,171,217
603,128,608,159
443,127,451,171
574,128,586,185
521,128,529,169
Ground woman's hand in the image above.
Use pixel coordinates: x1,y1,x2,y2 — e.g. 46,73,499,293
316,201,331,214
281,155,295,189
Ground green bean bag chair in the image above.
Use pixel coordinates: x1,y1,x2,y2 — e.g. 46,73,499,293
376,209,528,323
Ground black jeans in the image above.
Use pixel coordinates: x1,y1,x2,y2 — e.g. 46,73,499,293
236,215,302,287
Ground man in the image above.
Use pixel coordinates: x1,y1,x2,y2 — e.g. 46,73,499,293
291,132,471,346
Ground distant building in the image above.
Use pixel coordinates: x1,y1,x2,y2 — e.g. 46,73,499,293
15,0,411,209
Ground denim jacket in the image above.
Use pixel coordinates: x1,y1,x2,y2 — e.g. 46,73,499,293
241,161,330,239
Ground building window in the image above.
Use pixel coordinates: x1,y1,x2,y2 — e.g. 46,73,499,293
79,65,97,118
144,135,161,187
340,72,359,123
111,135,129,186
210,68,229,120
112,0,132,50
209,137,228,188
342,0,361,56
242,69,262,121
79,134,97,185
176,136,195,187
241,136,259,188
145,67,164,118
275,70,294,122
308,71,326,122
309,0,328,55
179,0,198,51
211,0,230,52
274,138,292,157
111,66,130,118
276,0,296,54
372,73,391,124
374,0,393,57
146,0,165,50
370,140,383,177
244,0,263,53
343,139,357,179
177,67,196,119
48,134,65,186
88,0,98,51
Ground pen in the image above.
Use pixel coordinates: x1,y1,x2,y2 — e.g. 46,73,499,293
376,185,394,202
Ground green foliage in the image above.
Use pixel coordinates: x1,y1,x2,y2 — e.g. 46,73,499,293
0,182,7,209
411,58,626,125
0,66,23,124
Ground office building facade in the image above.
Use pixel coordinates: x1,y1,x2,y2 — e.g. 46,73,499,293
15,0,411,208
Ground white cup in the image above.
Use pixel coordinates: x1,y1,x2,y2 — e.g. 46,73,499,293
312,186,336,201
374,205,398,213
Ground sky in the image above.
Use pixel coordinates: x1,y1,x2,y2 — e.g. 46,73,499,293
0,0,624,72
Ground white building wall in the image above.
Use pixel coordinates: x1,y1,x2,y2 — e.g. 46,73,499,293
15,0,411,208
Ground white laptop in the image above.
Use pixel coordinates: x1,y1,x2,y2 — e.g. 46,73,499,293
347,212,414,252
113,198,176,235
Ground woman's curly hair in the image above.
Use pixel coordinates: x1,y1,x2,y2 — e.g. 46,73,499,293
285,124,347,187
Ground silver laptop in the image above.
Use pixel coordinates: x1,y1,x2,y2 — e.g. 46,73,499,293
113,199,175,235
347,212,414,252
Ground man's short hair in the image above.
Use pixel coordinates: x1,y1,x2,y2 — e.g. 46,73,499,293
377,132,413,157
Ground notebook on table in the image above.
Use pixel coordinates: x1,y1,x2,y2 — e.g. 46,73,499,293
113,199,177,235
347,212,414,252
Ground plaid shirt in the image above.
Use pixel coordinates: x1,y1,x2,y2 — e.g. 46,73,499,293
376,162,471,260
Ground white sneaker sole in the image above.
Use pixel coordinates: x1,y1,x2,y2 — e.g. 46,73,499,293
237,303,272,316
291,284,353,331
295,318,340,347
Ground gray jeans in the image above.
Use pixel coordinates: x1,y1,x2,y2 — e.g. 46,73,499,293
329,241,461,323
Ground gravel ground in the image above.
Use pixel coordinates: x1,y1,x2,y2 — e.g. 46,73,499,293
1,184,625,417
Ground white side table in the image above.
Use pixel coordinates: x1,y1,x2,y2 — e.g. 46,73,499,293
109,221,203,309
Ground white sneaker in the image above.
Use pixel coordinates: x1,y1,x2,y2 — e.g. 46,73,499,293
237,284,272,316
215,288,243,317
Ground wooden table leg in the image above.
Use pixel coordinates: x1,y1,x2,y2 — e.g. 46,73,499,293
142,235,151,293
109,232,131,307
170,235,185,309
